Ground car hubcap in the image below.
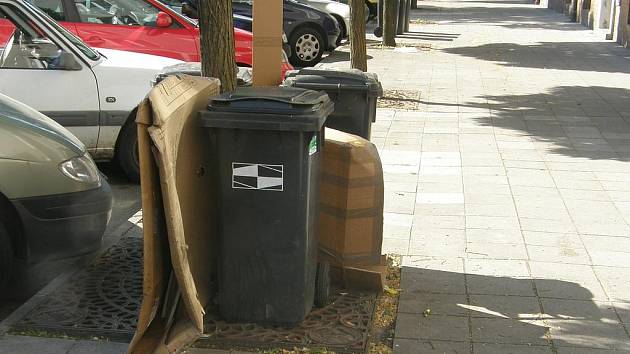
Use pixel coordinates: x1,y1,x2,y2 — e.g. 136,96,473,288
295,33,321,62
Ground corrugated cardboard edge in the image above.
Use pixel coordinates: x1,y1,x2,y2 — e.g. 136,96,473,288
128,98,171,354
147,75,221,332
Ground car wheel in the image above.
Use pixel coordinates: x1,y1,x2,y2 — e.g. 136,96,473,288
0,221,13,288
289,27,325,67
117,120,140,183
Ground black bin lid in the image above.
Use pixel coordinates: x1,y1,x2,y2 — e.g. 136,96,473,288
200,87,334,132
283,68,383,97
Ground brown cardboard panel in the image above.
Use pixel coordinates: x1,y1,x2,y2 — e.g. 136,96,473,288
252,0,283,86
318,128,385,290
128,99,170,354
147,75,221,332
343,266,384,291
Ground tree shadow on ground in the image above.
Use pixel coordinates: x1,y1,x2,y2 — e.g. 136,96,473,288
396,266,630,351
396,31,461,41
322,50,374,64
422,86,630,161
442,42,630,73
410,4,591,31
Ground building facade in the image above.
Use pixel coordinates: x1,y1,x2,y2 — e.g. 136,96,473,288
546,0,630,47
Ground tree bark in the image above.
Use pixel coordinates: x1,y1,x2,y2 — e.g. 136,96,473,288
411,0,417,10
349,0,367,71
198,0,237,92
383,0,397,46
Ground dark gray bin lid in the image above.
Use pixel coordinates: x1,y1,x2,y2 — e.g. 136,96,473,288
200,87,334,132
283,68,383,97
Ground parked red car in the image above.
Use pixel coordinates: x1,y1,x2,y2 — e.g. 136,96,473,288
29,0,292,73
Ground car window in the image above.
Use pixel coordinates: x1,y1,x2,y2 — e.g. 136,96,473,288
233,16,251,32
22,0,100,60
31,0,66,21
74,0,161,26
0,4,70,70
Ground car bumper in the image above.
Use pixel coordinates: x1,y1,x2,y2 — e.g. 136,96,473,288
11,180,113,263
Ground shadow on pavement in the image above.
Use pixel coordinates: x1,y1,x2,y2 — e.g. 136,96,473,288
397,266,630,351
323,50,374,64
418,86,630,161
443,42,630,73
396,32,460,41
411,5,590,31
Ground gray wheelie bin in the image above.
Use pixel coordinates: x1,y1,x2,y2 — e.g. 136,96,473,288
199,87,334,325
283,68,383,139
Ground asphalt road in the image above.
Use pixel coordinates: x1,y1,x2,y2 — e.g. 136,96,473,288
0,163,141,323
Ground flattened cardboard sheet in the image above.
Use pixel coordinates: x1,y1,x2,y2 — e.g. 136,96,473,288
128,75,221,353
147,75,221,331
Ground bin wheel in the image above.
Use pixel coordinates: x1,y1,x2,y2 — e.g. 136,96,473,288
314,261,330,308
373,27,383,38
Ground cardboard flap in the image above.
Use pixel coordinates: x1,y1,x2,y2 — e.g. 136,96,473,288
147,75,221,332
128,99,171,354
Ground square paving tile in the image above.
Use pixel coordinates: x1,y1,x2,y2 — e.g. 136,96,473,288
402,259,467,295
393,338,471,354
530,262,608,295
472,343,553,353
470,318,550,345
396,314,470,342
398,293,469,317
526,245,591,265
466,243,528,260
540,298,619,322
593,267,630,303
468,294,541,320
547,319,630,350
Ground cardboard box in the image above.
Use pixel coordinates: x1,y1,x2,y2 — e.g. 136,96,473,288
318,128,385,290
252,0,283,86
128,75,220,353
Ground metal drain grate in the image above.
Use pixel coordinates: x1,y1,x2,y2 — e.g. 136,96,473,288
12,237,143,342
12,237,378,353
197,292,377,353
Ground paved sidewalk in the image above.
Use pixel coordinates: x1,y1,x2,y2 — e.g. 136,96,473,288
326,0,630,352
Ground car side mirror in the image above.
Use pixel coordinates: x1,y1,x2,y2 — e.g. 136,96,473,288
156,12,173,28
56,51,83,70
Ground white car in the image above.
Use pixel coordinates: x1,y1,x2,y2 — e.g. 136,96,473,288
292,0,351,43
0,0,185,181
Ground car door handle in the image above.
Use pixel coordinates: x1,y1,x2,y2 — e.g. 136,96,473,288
86,35,105,45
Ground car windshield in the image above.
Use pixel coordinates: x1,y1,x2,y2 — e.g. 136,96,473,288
23,0,100,60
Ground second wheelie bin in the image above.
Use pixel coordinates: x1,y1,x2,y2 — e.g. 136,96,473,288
283,68,383,139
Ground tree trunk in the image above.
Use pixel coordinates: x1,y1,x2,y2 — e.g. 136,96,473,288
383,0,397,46
411,0,417,10
198,0,237,92
349,0,367,71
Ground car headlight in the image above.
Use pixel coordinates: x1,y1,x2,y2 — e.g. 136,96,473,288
59,155,101,185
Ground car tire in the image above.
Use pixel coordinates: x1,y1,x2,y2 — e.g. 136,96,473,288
117,120,140,183
0,221,13,289
289,27,325,67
